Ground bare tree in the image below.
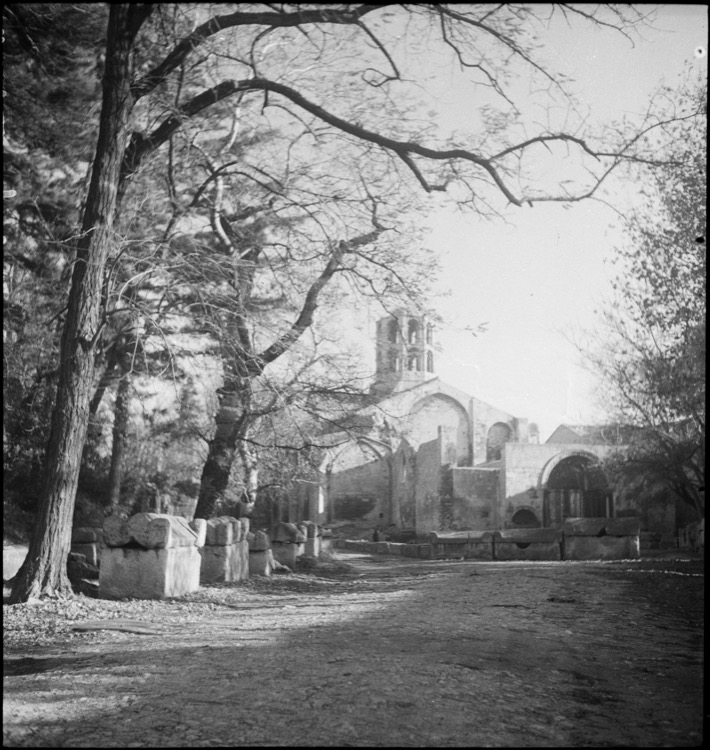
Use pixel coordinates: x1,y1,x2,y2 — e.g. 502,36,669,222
10,3,701,600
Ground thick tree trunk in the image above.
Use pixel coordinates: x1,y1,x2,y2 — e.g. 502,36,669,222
10,5,144,602
194,389,247,520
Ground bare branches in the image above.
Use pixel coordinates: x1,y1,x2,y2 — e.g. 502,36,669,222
131,4,383,99
259,224,386,367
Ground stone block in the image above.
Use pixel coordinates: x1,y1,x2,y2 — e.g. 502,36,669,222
99,545,200,600
418,544,433,559
205,516,238,546
103,514,132,547
71,542,100,567
127,513,198,549
200,540,249,584
189,518,207,547
430,532,494,560
604,518,641,536
239,517,250,537
373,541,390,555
562,518,607,537
386,542,404,555
272,522,306,544
271,541,301,567
248,530,270,552
463,542,494,561
72,527,102,544
401,544,420,558
496,528,561,544
563,535,640,561
249,549,272,577
494,541,561,561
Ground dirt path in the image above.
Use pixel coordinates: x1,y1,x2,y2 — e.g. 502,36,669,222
3,554,703,747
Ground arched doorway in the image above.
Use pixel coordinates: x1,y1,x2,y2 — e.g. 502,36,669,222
486,422,512,461
542,453,612,527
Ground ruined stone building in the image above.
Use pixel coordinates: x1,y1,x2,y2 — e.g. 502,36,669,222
311,309,626,536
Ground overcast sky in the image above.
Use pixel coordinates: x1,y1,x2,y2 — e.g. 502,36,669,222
400,4,707,440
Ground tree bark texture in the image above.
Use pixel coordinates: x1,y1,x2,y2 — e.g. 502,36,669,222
107,372,131,510
10,5,146,602
194,388,249,520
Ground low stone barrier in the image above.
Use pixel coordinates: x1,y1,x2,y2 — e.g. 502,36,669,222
270,522,306,568
562,518,640,560
200,516,249,584
429,531,494,560
248,530,273,576
99,513,201,600
71,527,103,567
494,528,562,561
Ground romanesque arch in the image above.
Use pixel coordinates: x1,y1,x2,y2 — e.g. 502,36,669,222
511,507,540,527
539,451,612,527
486,421,512,461
406,393,471,466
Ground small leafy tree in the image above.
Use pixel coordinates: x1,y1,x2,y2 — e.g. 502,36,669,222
589,75,706,520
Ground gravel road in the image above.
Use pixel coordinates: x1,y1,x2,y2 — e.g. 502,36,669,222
3,552,703,747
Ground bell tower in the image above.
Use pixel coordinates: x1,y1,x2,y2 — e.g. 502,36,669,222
372,309,435,394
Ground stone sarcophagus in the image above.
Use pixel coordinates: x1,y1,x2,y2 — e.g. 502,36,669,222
199,516,250,584
270,522,307,568
99,513,202,600
493,528,562,561
429,531,494,560
562,517,640,560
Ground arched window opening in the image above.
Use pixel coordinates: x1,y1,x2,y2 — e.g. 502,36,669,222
408,319,420,344
486,422,512,461
426,324,433,344
426,350,434,373
388,318,399,342
408,354,419,371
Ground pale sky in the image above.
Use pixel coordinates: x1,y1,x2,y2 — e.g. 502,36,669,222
409,4,707,440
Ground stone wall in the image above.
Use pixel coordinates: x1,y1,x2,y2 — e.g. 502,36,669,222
450,467,499,531
414,435,444,533
471,398,518,465
502,442,616,528
327,456,390,523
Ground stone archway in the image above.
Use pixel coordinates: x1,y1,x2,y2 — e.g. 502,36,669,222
541,452,612,527
407,393,471,466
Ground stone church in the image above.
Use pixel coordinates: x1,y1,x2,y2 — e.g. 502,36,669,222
312,309,626,536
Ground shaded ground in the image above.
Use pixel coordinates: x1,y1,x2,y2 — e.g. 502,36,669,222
3,553,704,747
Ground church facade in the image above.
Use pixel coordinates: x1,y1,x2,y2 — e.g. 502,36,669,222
314,310,623,536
